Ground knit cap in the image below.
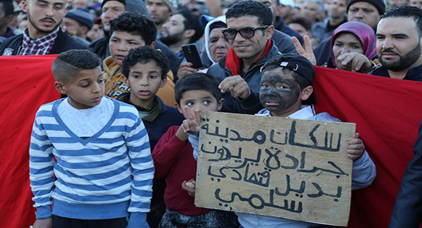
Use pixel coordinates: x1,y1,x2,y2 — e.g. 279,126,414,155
347,0,386,15
161,0,176,13
65,8,94,29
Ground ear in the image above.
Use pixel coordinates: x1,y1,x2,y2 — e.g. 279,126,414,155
149,41,156,48
300,85,313,101
217,98,224,111
22,0,28,14
80,26,89,35
125,77,130,87
159,77,167,88
54,81,67,95
176,103,183,114
5,14,14,24
184,29,195,39
265,25,274,40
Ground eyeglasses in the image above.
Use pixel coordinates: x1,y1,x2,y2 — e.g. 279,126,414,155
222,26,269,40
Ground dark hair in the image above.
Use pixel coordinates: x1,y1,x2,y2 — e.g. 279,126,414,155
209,21,227,31
122,46,170,79
0,0,13,17
176,8,204,43
225,1,273,26
381,6,422,36
110,12,157,45
289,16,312,32
52,49,101,82
175,73,222,105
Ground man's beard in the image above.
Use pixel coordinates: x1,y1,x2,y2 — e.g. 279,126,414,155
380,42,421,71
159,32,183,46
27,11,61,35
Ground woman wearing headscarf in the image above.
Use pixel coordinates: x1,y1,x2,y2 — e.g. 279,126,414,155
177,16,230,78
293,21,378,73
327,21,378,72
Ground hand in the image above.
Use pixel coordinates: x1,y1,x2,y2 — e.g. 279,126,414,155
219,75,251,100
180,105,202,134
177,62,197,79
347,133,365,161
181,179,196,197
33,218,52,228
292,35,317,65
336,53,372,73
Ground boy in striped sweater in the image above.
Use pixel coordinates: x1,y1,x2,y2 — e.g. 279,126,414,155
29,49,154,228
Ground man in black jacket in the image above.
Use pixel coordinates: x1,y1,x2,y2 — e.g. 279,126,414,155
0,0,87,55
389,121,422,228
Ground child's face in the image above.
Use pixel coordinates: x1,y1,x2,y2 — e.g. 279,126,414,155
55,67,104,109
109,31,146,66
177,90,223,118
125,61,166,105
259,68,303,117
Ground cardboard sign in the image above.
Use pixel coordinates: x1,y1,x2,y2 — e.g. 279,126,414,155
195,111,356,226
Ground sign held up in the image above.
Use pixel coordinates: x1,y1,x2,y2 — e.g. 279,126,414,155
195,111,356,226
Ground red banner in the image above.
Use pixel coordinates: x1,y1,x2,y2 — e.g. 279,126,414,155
0,58,421,227
0,55,60,228
314,66,422,227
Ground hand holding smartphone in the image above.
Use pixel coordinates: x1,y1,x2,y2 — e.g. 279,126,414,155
182,44,204,69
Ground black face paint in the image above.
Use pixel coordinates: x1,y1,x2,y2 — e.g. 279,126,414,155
259,69,302,116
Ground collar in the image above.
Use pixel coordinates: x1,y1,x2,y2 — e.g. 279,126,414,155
257,105,315,118
118,93,163,122
287,105,315,119
225,40,272,75
22,26,60,44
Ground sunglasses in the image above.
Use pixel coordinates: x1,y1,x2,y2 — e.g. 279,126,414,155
222,26,269,40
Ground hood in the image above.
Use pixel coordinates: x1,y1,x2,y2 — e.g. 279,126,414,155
103,56,121,81
204,15,226,65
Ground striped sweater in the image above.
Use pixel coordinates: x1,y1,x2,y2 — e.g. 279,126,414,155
29,98,154,223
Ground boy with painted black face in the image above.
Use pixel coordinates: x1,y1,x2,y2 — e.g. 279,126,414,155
235,54,377,227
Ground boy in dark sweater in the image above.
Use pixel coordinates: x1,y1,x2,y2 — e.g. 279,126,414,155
119,46,184,227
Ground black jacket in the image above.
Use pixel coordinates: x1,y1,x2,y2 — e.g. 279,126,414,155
0,29,87,55
313,36,331,66
389,121,422,228
371,65,422,81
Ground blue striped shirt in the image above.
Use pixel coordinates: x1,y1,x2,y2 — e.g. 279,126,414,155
29,98,154,221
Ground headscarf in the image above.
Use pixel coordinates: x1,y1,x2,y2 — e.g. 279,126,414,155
204,16,227,65
330,21,376,67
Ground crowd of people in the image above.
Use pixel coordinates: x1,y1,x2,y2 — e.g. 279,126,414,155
1,0,421,226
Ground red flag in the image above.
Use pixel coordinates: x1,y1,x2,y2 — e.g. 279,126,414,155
1,59,422,227
314,66,422,227
0,55,60,228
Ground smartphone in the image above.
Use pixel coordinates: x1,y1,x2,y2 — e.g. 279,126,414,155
182,44,204,69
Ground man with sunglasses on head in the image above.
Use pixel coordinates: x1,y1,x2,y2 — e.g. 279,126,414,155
207,0,285,114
